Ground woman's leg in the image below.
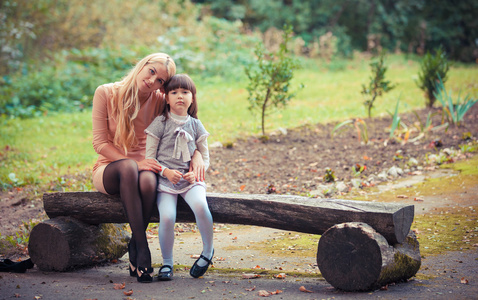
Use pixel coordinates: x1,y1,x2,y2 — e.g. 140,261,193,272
157,192,178,270
126,170,158,266
182,186,213,267
102,159,152,270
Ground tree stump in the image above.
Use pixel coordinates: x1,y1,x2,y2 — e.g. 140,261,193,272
28,217,130,271
317,222,421,292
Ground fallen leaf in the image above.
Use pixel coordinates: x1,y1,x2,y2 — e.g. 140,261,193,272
113,282,125,290
240,185,246,191
274,273,286,279
258,290,270,297
461,277,469,284
191,254,200,259
123,289,133,296
299,286,313,293
253,265,262,269
396,195,408,198
242,273,261,279
414,197,424,201
271,290,282,295
245,286,256,291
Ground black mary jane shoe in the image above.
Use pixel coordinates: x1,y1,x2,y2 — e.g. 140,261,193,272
136,266,154,283
157,265,173,281
189,250,214,278
127,242,136,277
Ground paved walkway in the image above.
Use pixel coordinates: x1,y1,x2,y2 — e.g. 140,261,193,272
1,224,477,299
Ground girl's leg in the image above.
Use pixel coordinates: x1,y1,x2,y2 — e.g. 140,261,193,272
102,159,151,271
157,192,178,270
127,170,158,270
182,186,213,267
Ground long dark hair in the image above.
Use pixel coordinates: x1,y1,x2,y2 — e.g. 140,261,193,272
161,74,198,119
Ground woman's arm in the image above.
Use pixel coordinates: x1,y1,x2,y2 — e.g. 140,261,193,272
92,85,162,173
190,149,206,181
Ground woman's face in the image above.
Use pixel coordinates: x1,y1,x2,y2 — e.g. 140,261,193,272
136,62,168,94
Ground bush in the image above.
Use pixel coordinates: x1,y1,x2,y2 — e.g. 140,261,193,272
0,47,138,118
361,51,395,118
416,47,450,108
245,25,302,137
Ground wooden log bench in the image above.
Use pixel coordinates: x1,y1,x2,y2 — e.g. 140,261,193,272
28,192,420,292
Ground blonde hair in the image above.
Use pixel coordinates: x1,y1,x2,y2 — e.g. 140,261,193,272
111,53,176,153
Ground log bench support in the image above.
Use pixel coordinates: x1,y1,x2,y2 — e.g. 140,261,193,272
29,192,420,292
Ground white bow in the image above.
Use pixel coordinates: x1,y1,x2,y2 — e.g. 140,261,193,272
173,127,193,162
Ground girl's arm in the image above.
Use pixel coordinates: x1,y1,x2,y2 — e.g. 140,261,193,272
145,132,167,174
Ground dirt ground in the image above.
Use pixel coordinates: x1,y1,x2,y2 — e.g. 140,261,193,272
0,105,477,299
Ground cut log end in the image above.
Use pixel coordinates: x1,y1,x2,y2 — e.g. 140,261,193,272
317,222,420,292
28,217,129,271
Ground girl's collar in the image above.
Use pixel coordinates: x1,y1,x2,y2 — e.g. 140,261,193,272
169,112,190,124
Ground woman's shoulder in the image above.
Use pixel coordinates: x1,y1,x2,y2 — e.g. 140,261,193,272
94,83,115,97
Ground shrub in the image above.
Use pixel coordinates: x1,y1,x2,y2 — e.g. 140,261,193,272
416,47,449,108
361,51,395,118
245,25,302,137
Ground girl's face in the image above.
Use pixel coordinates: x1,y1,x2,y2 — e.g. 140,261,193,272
166,88,193,116
136,62,168,94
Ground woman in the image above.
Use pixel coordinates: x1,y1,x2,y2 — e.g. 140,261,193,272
91,53,205,283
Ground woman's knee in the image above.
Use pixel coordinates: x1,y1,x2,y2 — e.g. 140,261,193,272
117,159,139,179
139,171,158,194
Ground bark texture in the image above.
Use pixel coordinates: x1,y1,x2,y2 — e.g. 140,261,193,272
28,216,129,271
317,222,421,292
43,192,414,244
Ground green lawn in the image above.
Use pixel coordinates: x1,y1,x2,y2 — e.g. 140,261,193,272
1,55,477,190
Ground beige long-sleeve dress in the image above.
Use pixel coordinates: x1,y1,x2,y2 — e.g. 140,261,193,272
91,83,164,194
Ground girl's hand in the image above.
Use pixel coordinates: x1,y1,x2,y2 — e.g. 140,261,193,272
138,158,162,173
164,169,182,185
183,172,196,184
190,150,205,182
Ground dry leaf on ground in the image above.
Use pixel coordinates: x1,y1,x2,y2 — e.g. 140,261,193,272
242,273,261,279
113,282,125,290
299,286,313,293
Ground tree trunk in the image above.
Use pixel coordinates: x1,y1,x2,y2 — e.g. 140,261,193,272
317,222,421,292
43,192,414,245
28,216,129,271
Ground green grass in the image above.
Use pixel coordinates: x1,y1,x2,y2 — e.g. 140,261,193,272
1,110,96,190
1,55,477,190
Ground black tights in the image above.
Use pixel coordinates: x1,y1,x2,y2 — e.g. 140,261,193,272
103,159,157,269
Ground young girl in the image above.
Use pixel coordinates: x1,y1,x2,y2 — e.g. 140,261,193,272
145,74,214,280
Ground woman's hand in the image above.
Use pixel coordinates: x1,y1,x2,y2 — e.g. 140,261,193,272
164,169,182,185
183,172,196,184
137,158,162,173
190,150,205,181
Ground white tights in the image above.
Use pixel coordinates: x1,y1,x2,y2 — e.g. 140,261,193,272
157,185,213,269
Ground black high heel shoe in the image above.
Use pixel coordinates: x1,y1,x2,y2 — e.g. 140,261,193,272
127,241,136,277
190,249,214,278
158,265,173,281
136,266,154,283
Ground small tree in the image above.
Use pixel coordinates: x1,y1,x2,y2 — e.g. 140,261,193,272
416,47,449,108
245,25,301,137
361,51,395,118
